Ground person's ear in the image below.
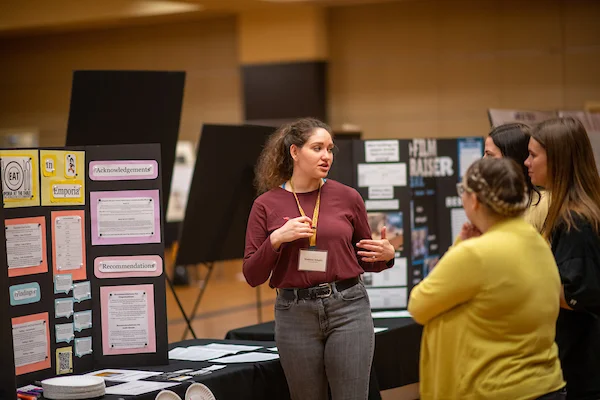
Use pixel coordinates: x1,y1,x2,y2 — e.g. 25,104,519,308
290,144,299,162
470,193,481,212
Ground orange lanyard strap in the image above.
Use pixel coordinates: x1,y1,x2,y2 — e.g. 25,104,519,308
289,180,322,247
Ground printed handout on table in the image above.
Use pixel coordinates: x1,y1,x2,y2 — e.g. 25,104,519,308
86,369,163,382
105,381,179,396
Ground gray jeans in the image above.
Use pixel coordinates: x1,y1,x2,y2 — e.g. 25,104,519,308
275,282,374,400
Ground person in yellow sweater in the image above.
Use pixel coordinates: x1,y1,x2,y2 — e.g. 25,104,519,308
408,157,566,400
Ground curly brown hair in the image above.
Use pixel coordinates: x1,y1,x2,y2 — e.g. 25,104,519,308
254,118,333,194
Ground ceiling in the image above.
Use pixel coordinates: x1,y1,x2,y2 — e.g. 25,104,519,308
0,0,401,37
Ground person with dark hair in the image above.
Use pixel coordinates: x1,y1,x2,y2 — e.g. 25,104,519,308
409,157,565,400
526,117,600,399
485,122,547,231
243,117,395,400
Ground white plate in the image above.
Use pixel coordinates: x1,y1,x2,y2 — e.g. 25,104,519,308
42,376,105,388
155,390,182,400
185,383,216,400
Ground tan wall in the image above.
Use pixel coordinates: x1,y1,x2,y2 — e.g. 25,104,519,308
328,0,600,139
0,17,242,146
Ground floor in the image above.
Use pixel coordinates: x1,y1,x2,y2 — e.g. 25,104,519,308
165,253,419,400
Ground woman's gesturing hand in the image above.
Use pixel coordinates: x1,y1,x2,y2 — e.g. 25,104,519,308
270,216,314,250
356,226,396,262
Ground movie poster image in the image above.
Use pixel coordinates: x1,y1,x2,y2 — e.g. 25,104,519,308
367,212,404,251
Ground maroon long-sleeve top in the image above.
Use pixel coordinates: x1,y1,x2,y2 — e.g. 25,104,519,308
243,179,393,289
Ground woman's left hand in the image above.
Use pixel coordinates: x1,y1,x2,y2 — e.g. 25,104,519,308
357,226,396,262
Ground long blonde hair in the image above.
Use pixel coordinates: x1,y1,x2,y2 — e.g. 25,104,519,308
530,117,600,240
254,118,332,194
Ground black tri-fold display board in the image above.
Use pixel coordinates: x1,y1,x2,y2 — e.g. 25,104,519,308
0,143,168,396
351,138,483,310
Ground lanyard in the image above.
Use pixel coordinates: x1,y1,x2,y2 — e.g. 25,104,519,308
289,180,322,248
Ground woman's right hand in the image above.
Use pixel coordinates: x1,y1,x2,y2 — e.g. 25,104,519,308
270,216,314,250
459,222,482,241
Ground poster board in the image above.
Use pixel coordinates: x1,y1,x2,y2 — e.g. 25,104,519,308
352,138,483,310
1,144,167,396
487,108,557,127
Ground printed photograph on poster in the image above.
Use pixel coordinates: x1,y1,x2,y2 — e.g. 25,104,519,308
358,163,407,187
51,210,86,281
6,216,48,277
423,255,440,278
364,140,400,163
75,337,92,357
458,138,483,178
74,310,92,332
40,150,85,206
366,288,407,309
56,347,73,375
89,160,158,181
10,282,41,306
411,227,428,260
100,284,156,355
94,255,163,279
363,257,407,287
0,149,40,208
367,212,404,251
90,190,161,246
12,312,51,375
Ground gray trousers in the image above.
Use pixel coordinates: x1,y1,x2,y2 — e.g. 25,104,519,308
275,282,374,400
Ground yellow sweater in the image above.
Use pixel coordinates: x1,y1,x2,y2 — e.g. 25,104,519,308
523,190,549,233
408,218,564,400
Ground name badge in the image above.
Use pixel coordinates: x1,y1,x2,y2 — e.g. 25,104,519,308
298,248,328,272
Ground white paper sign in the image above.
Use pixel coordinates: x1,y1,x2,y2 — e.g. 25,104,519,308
74,311,92,332
55,298,74,318
99,259,157,273
12,320,47,368
366,287,407,309
92,163,156,178
108,290,149,349
365,199,400,211
364,257,407,287
358,163,407,187
97,198,155,238
52,184,82,199
451,208,469,244
6,223,43,269
75,337,92,357
365,140,400,162
368,186,394,200
55,216,83,271
54,274,73,295
1,156,34,200
55,323,74,344
73,281,91,302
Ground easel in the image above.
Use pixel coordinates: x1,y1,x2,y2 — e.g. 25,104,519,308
174,124,275,340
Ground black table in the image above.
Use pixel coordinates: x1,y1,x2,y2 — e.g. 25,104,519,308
225,317,422,394
40,339,290,400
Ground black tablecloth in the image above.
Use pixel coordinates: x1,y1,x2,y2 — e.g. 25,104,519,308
40,339,290,400
226,317,422,392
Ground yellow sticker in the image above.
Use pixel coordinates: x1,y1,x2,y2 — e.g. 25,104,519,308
42,155,57,177
56,347,73,375
0,150,40,208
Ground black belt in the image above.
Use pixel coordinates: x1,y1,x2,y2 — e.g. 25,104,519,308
279,277,360,301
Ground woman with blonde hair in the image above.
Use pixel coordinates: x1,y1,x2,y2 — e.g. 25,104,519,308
526,117,600,399
409,157,565,399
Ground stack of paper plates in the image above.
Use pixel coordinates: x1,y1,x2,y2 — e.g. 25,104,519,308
41,376,105,399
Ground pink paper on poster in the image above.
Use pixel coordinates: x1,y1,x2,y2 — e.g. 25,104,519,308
90,190,161,246
89,160,159,181
94,255,163,279
100,284,156,356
